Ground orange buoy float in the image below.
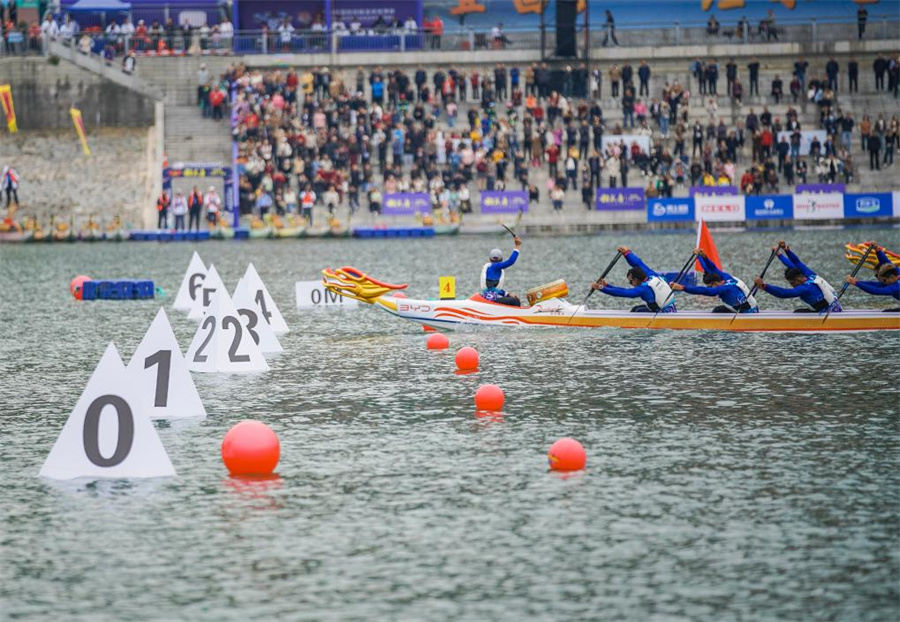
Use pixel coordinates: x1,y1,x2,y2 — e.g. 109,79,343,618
393,292,407,298
70,275,91,300
427,332,449,350
548,438,586,472
455,346,479,371
474,384,504,410
221,420,280,476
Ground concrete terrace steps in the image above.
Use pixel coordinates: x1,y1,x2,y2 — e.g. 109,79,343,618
164,104,233,165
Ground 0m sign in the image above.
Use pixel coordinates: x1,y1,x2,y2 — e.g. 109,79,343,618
694,194,746,222
295,281,359,309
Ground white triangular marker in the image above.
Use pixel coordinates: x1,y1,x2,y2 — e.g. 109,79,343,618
242,263,289,335
188,264,225,321
185,289,269,373
40,343,176,480
173,252,207,312
233,279,283,354
126,308,207,420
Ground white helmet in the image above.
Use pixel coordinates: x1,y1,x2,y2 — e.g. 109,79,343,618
489,248,503,261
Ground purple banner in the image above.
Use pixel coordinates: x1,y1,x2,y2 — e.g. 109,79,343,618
237,0,323,29
796,183,846,194
595,187,644,211
332,0,420,27
382,193,430,215
690,186,738,197
480,191,529,214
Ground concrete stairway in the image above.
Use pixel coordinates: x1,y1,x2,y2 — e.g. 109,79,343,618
163,104,233,165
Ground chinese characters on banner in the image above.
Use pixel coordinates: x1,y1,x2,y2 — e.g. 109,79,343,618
480,191,529,214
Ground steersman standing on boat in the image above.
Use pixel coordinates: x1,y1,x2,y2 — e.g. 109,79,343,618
591,246,677,313
671,248,759,313
482,237,523,307
754,241,841,313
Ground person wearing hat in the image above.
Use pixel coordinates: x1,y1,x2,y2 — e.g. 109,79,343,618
204,185,221,226
480,236,522,306
171,190,187,231
845,245,900,310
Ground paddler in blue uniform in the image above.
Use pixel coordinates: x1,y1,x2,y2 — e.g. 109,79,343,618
754,241,841,313
671,248,759,313
481,236,522,306
591,246,677,312
845,246,900,311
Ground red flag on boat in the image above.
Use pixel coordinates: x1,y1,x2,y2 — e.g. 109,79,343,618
695,220,722,272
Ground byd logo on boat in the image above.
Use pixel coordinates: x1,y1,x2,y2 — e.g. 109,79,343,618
854,197,881,213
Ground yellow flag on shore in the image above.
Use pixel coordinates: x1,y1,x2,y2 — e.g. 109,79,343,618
70,108,91,156
0,85,17,133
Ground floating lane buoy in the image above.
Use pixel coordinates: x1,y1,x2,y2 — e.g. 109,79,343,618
427,333,449,350
456,347,479,372
70,275,91,300
221,420,280,476
474,384,504,411
548,438,586,472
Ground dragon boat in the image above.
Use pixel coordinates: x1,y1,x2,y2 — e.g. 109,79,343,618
321,266,900,333
845,242,900,269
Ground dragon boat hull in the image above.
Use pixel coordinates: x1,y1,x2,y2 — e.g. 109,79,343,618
373,295,900,332
321,267,900,333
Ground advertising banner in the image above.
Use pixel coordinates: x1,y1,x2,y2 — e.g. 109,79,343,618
792,192,844,220
777,130,827,156
690,186,738,197
595,187,644,211
796,183,845,194
382,193,430,215
694,194,746,222
480,191,529,214
601,134,651,155
746,195,794,220
843,193,893,219
647,198,694,222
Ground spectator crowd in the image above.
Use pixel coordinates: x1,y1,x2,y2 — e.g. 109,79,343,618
202,50,898,222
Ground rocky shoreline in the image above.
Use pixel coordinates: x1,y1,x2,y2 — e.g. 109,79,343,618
2,127,149,228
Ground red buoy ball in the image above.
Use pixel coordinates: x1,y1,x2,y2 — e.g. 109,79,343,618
474,384,504,410
427,333,450,350
221,420,280,476
548,438,586,472
455,346,479,371
70,275,91,300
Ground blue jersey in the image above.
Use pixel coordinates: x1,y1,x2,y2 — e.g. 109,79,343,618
484,249,519,285
687,256,757,312
769,249,838,311
855,279,900,300
600,251,675,311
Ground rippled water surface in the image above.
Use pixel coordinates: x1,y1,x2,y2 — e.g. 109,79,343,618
1,229,899,622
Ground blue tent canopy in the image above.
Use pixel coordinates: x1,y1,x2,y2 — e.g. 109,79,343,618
68,0,132,11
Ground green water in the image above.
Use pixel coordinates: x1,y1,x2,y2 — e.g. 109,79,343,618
1,229,898,621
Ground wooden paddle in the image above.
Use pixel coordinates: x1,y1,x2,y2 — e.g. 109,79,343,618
822,242,876,324
645,251,697,328
501,223,517,238
565,251,623,326
728,248,779,326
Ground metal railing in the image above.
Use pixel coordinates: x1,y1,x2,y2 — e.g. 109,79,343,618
9,13,898,60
